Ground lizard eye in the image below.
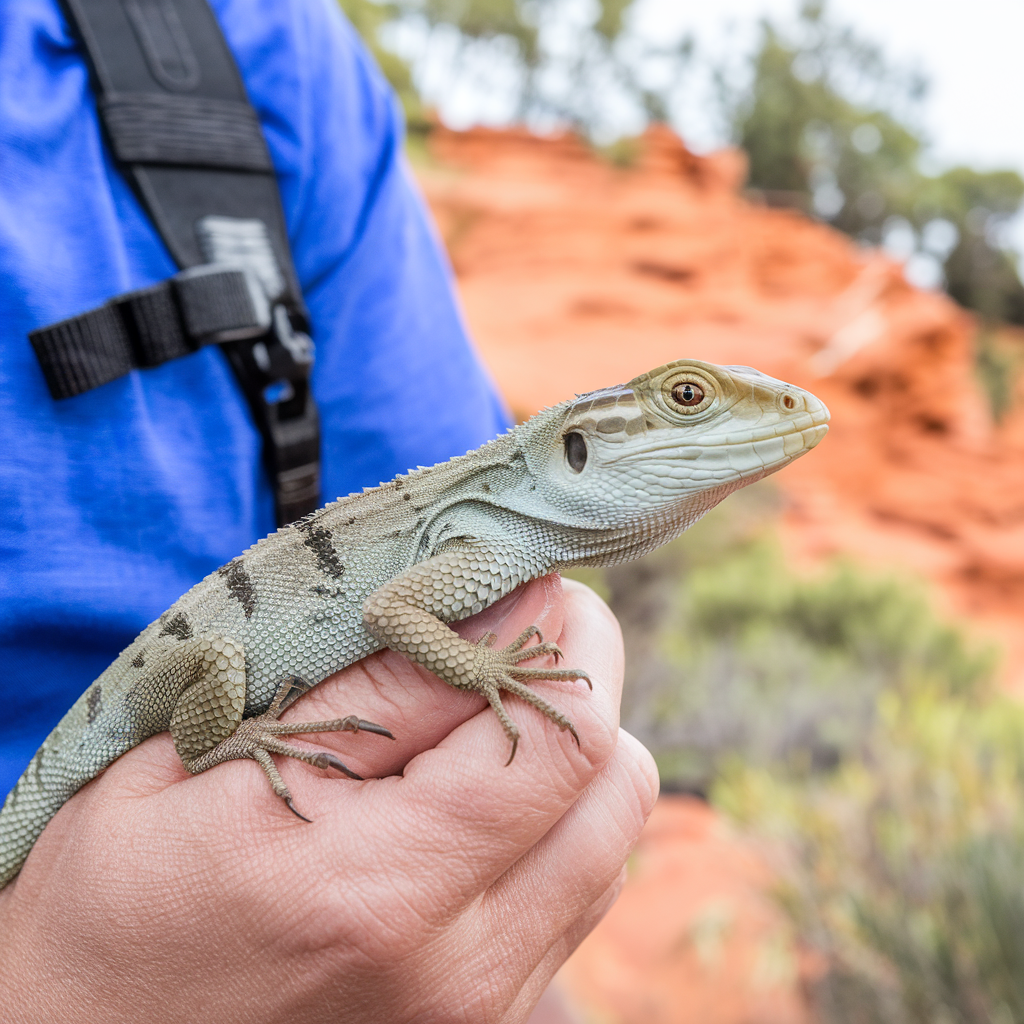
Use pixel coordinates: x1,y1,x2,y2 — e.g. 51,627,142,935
672,382,705,406
666,375,714,414
564,431,587,473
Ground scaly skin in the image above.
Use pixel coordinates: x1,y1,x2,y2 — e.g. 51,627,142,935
0,359,829,888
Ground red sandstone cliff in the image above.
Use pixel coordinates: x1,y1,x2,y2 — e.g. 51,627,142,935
418,125,1024,689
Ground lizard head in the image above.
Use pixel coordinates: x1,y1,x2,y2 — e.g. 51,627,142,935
521,359,829,564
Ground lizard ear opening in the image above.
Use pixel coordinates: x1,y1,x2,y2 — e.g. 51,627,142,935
564,432,587,473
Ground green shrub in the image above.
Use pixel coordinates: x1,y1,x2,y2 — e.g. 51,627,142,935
717,685,1024,1024
566,484,995,793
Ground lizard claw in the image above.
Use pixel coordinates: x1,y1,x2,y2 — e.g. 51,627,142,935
500,712,577,764
354,720,396,740
518,641,565,664
505,625,543,653
318,752,364,780
285,797,313,823
504,735,520,767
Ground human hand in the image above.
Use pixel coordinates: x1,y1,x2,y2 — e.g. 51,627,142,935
0,577,657,1024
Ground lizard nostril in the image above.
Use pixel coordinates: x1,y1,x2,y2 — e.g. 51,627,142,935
781,394,796,410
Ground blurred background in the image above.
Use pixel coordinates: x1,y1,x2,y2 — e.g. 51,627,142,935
342,2,1024,1021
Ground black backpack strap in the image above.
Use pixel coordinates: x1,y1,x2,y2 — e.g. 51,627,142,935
33,0,320,526
32,263,270,397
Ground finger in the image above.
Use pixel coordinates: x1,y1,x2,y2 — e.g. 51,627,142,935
480,731,657,1023
272,574,569,780
502,869,626,1024
110,575,568,802
474,729,657,969
380,579,625,898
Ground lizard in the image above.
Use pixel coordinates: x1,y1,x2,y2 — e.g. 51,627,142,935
0,358,828,889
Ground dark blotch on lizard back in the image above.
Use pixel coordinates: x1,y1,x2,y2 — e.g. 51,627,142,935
159,611,192,641
218,559,257,618
131,652,145,668
86,685,102,724
302,525,345,579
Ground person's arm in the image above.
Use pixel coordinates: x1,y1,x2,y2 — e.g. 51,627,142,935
0,578,657,1023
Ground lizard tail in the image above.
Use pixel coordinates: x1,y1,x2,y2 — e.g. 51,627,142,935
0,747,77,888
0,681,140,889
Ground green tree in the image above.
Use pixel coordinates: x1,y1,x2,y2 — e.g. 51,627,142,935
731,2,1024,327
918,167,1024,323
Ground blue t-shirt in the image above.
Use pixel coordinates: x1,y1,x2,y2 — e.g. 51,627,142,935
0,0,508,797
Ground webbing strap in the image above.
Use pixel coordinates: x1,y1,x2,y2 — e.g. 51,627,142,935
44,0,321,525
32,305,133,401
60,0,302,289
31,266,269,399
100,92,272,171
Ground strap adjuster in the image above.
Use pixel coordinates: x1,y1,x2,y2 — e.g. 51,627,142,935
30,265,274,400
29,214,322,525
175,264,271,342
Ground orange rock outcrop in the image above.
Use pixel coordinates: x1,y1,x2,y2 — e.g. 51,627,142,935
418,124,1024,687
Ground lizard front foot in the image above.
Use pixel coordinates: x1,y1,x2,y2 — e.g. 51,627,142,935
183,676,394,822
472,627,591,766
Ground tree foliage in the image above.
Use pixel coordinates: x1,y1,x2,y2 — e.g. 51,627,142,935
339,0,690,140
730,2,1024,326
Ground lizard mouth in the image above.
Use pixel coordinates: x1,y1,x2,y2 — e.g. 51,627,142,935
717,415,830,473
605,415,829,468
709,400,831,456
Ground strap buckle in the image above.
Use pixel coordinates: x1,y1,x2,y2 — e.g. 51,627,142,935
29,214,322,526
219,303,320,526
193,215,321,524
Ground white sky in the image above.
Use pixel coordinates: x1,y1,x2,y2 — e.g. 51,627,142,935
641,0,1024,174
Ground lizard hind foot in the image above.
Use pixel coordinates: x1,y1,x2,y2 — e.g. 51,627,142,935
180,676,394,821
